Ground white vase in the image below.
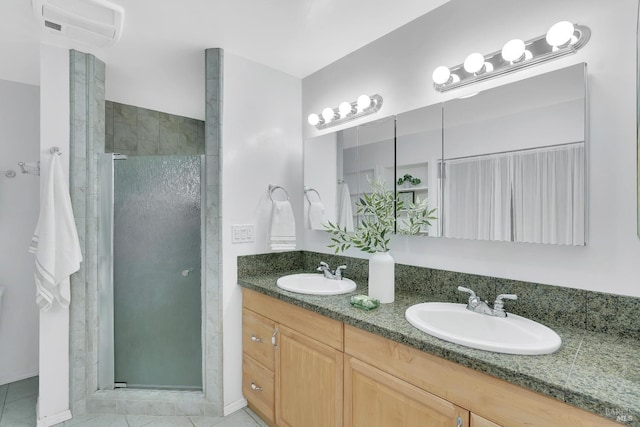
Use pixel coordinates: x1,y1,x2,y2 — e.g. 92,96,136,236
368,251,395,303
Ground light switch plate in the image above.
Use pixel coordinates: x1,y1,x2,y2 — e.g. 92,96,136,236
231,224,255,243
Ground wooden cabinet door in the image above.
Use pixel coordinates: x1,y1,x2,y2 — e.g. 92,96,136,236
345,356,469,427
276,325,343,427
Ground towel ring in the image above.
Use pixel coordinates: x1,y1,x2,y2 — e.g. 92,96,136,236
269,184,289,202
304,187,321,204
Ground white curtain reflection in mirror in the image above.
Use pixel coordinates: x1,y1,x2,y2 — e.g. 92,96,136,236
444,142,584,245
443,155,511,241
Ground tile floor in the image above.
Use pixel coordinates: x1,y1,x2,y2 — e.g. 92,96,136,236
0,377,267,427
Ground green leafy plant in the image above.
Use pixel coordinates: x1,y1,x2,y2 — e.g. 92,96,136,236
397,173,421,186
324,178,437,254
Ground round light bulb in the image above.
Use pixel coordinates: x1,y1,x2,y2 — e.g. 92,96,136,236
546,21,575,47
501,39,526,63
339,101,353,117
307,113,320,126
322,107,335,122
463,53,486,74
357,94,371,110
432,66,451,85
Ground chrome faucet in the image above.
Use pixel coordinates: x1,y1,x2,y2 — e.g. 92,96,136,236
457,286,517,318
317,262,347,280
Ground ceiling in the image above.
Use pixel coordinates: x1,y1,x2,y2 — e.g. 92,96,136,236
0,0,448,86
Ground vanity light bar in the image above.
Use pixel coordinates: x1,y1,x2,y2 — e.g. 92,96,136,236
307,94,384,130
432,21,591,92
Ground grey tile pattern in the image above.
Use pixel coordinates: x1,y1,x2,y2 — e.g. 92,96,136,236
564,332,640,424
105,102,205,156
237,251,640,425
238,251,305,278
0,377,38,427
203,47,223,416
496,278,588,329
69,49,106,417
0,384,7,416
244,251,638,335
65,48,223,419
586,291,640,340
0,377,262,426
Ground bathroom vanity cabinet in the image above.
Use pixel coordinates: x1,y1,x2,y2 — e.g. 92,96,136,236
344,356,468,426
243,288,343,427
241,288,621,427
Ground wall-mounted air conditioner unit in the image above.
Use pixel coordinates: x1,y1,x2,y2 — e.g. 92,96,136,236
32,0,125,47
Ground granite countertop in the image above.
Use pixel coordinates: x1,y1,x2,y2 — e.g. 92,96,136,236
238,272,640,426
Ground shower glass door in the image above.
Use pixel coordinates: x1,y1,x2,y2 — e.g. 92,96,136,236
112,155,203,389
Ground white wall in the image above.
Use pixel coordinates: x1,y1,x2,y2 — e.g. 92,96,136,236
104,49,205,121
221,52,302,412
0,79,40,385
302,0,640,298
37,43,72,426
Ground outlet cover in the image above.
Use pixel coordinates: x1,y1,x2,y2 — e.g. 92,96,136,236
231,224,255,243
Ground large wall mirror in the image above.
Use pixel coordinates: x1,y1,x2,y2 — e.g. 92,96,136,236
442,63,587,245
304,63,587,246
303,117,395,231
395,104,443,236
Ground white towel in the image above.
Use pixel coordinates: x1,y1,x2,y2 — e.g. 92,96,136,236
338,183,354,232
269,200,296,251
308,200,325,231
28,154,82,311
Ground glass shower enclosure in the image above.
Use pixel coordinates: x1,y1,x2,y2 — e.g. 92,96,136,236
98,154,203,390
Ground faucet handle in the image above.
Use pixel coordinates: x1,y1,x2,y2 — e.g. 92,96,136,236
317,261,330,271
457,286,481,307
457,286,477,299
494,294,518,304
334,265,347,279
493,294,517,316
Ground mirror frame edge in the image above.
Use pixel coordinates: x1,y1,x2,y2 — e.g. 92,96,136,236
637,1,640,239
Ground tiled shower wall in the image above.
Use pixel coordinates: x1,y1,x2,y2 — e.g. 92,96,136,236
68,48,224,417
69,49,105,414
105,101,205,155
203,48,223,412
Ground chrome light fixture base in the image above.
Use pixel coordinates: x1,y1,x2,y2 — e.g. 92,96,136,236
309,94,383,130
433,23,590,92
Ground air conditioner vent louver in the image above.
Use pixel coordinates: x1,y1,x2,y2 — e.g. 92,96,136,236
44,20,62,31
33,0,124,47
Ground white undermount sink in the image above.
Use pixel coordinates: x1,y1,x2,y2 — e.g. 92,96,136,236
277,273,357,296
405,302,562,355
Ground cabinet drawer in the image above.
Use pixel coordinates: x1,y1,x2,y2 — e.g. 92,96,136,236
344,325,619,427
471,413,502,427
243,288,343,351
243,355,275,423
243,308,276,370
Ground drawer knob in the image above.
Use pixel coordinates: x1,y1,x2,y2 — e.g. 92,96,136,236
250,382,263,391
251,334,263,343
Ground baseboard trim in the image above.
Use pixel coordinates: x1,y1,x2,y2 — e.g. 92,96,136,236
224,397,248,416
36,409,72,427
0,370,39,386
